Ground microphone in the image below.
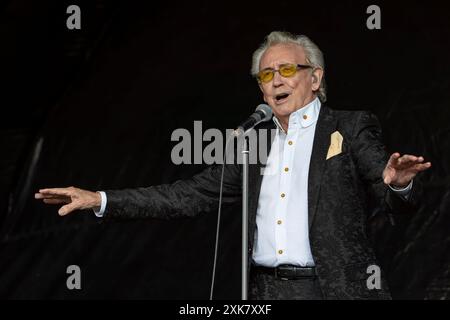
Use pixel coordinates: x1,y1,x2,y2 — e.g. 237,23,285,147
233,104,273,137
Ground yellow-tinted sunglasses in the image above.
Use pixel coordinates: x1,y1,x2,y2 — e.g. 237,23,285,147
256,63,313,83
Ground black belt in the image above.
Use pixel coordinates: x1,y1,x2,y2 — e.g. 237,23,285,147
252,264,317,280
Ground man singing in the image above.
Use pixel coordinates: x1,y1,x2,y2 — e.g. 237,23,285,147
35,31,431,299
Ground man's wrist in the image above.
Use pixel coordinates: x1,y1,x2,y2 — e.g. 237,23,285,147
92,191,102,209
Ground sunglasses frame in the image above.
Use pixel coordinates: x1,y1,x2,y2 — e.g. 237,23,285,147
256,63,313,83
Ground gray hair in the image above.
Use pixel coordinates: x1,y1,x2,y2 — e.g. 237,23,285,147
251,31,327,102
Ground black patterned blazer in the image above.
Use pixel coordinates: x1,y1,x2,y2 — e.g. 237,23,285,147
103,105,421,299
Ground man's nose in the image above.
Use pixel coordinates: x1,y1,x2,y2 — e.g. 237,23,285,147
272,71,283,87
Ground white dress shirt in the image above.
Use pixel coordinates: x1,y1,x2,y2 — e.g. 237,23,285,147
252,97,321,267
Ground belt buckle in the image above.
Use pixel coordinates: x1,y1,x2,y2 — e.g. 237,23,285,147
275,265,290,281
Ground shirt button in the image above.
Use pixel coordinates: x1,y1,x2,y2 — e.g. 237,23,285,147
303,114,308,120
277,220,282,225
278,250,283,255
280,193,285,198
288,140,293,145
284,167,289,172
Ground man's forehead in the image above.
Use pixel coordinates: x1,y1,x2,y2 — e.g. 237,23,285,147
260,43,306,68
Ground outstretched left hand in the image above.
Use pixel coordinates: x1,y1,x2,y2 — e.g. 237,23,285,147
383,153,431,188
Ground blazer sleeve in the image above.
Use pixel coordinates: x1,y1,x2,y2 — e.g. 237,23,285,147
350,111,421,215
102,163,242,220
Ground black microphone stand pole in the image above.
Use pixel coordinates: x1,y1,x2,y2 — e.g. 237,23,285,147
241,135,249,300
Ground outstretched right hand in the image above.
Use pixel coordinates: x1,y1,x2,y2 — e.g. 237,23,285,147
34,187,101,216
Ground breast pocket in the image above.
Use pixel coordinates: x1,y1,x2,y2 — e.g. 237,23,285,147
323,151,354,193
326,151,348,162
325,151,350,169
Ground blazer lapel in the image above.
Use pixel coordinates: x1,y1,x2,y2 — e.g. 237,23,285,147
308,105,336,229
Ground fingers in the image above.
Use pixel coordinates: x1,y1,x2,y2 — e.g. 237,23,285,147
58,203,78,216
35,187,75,201
390,152,401,160
388,152,401,165
389,153,431,167
383,175,392,185
43,198,70,205
35,193,70,200
398,156,431,170
38,187,77,197
412,162,432,172
399,154,421,164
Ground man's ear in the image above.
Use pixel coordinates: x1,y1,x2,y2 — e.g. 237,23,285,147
311,68,324,91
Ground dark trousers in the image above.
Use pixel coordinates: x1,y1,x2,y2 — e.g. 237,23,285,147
249,268,324,300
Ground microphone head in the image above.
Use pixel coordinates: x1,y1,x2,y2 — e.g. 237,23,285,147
255,104,273,122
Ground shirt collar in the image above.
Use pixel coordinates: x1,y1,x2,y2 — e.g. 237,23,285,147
272,97,321,134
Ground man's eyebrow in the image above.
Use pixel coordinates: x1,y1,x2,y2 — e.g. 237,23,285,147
260,62,295,70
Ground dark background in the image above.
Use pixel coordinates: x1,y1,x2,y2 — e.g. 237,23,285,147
0,0,449,299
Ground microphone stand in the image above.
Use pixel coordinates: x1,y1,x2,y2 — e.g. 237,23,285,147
241,135,249,300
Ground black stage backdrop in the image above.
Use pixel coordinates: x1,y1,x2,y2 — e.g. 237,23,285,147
0,0,449,299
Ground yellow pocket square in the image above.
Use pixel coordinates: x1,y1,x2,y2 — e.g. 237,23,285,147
326,131,343,160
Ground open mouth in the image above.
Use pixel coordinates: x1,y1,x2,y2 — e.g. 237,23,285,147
275,93,290,104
